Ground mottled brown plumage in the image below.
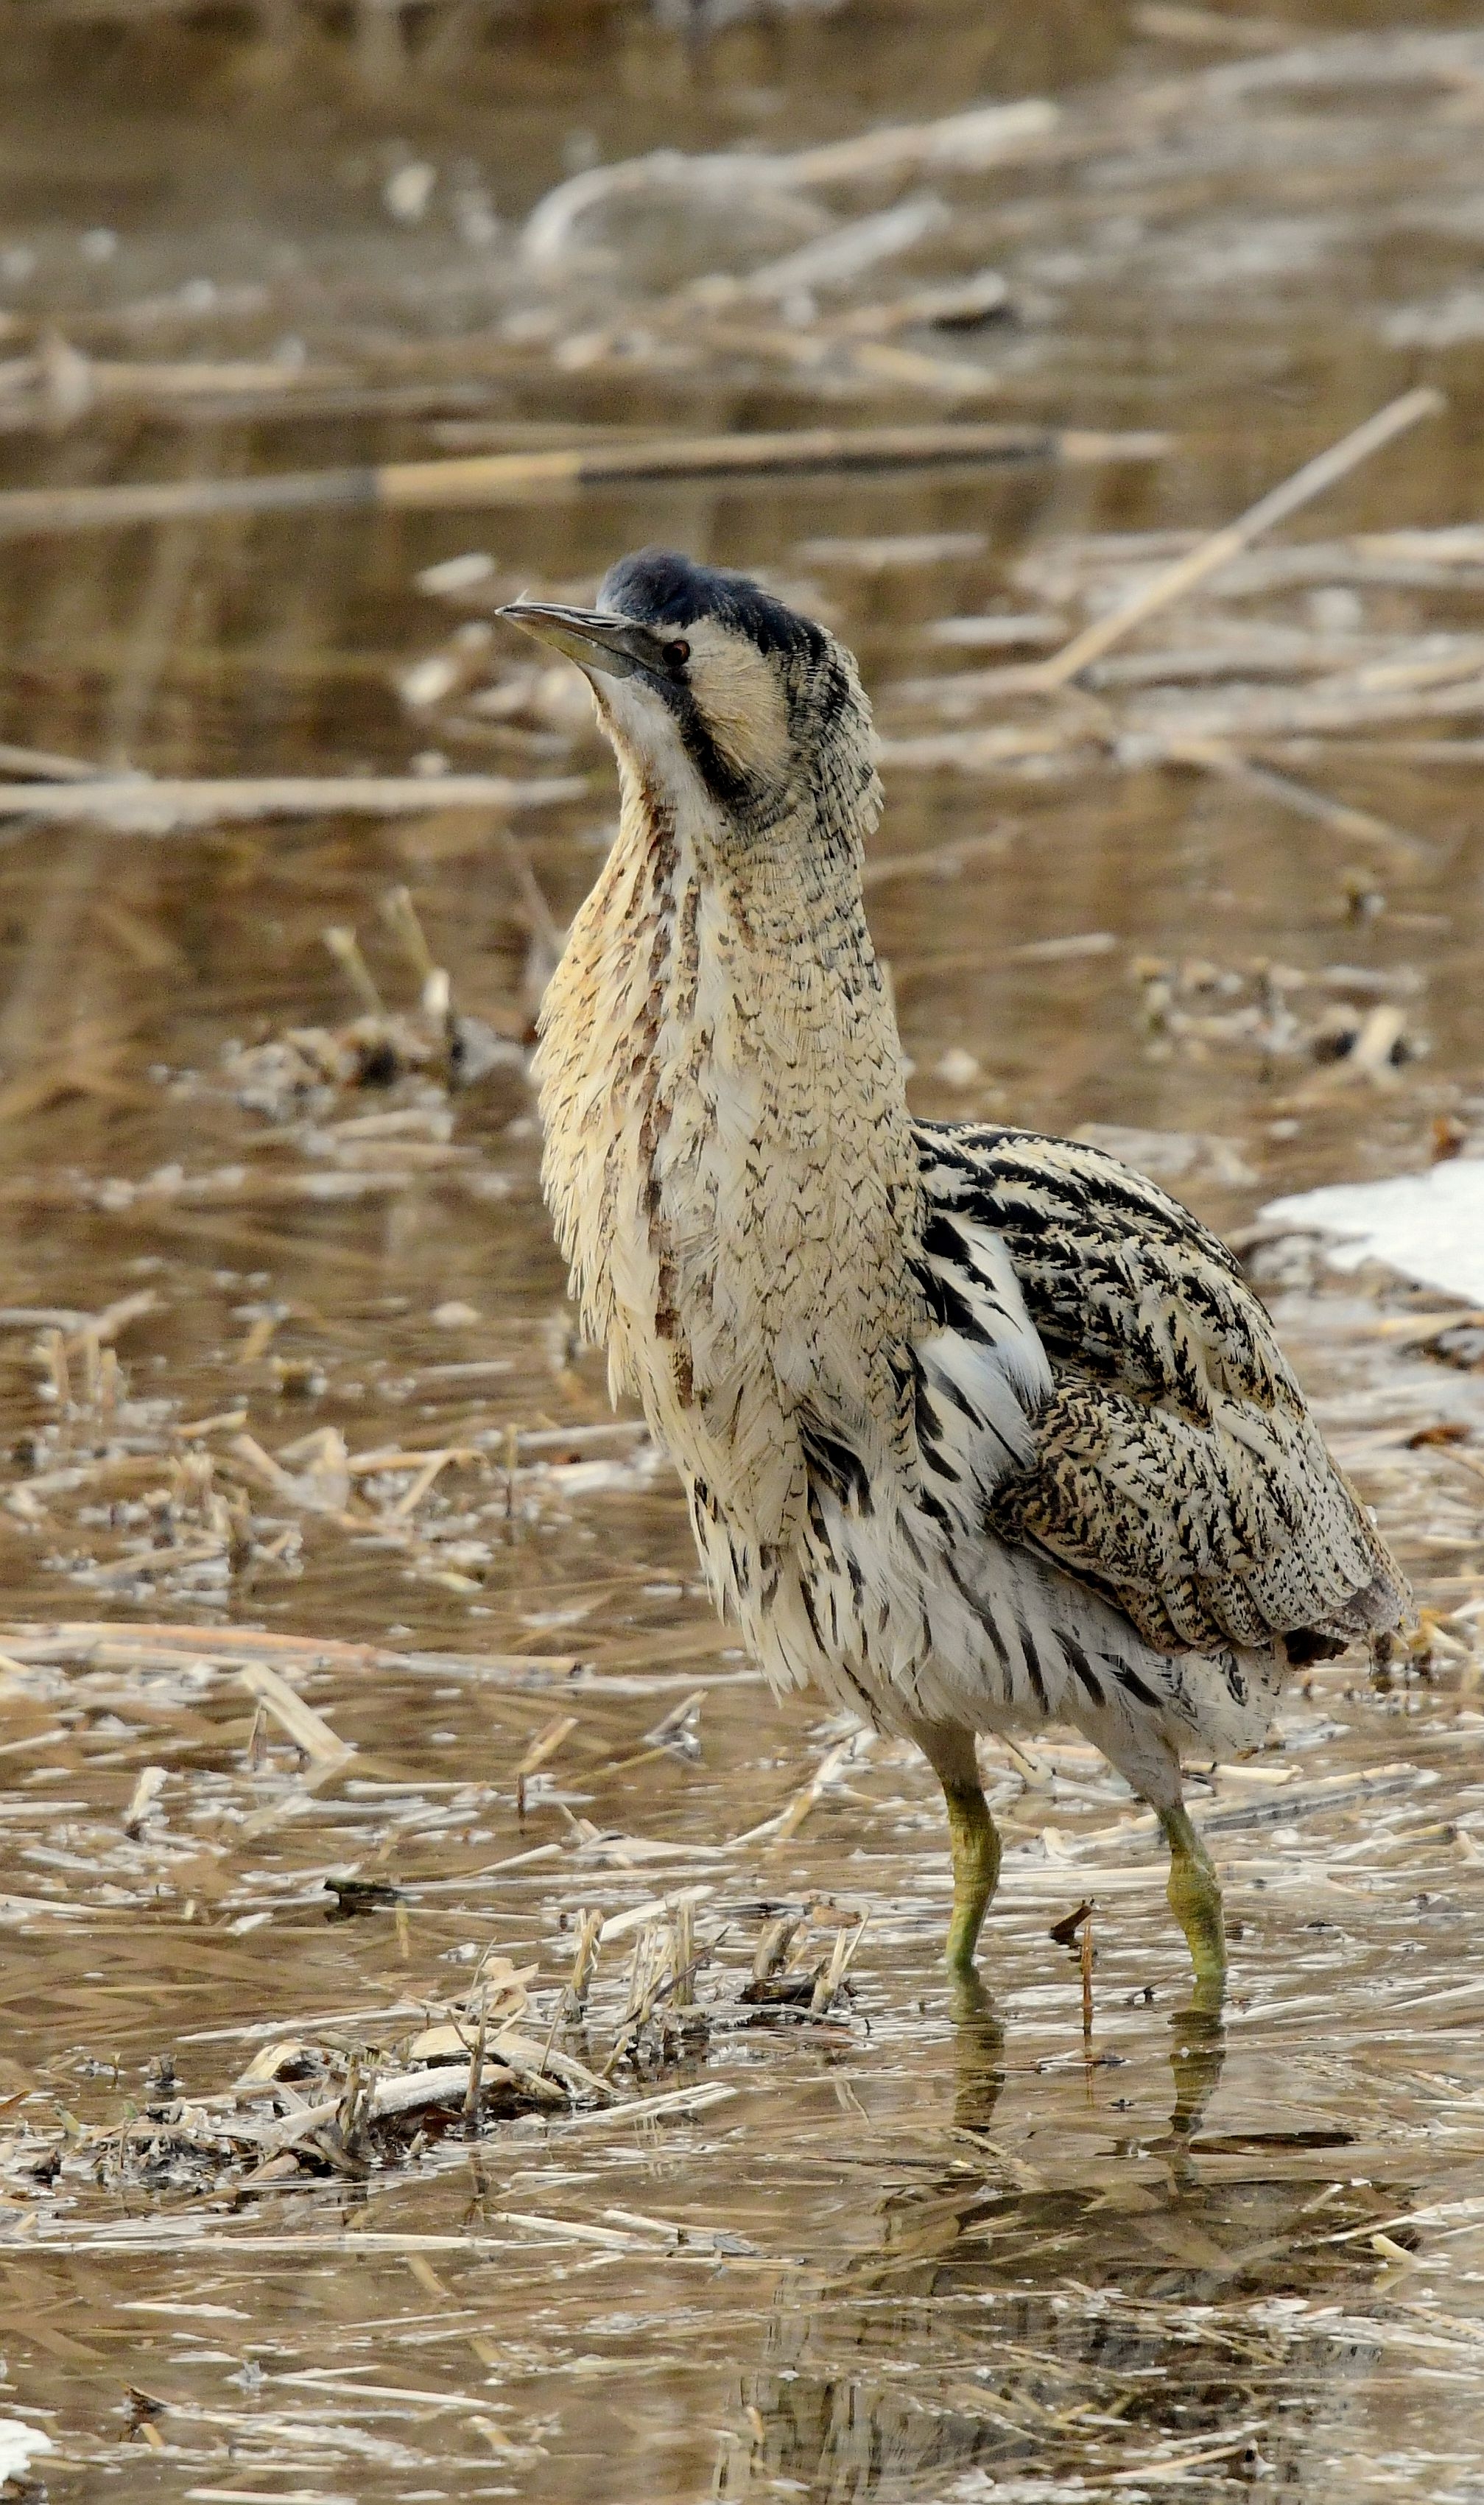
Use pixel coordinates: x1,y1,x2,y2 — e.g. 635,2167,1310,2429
922,1125,1401,1663
503,548,1411,2003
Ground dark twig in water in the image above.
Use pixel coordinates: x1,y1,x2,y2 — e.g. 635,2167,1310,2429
0,424,1170,540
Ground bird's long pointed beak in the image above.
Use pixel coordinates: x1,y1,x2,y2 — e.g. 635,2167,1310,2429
498,601,666,683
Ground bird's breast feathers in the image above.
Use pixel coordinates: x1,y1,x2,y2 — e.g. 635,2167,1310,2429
535,795,929,1547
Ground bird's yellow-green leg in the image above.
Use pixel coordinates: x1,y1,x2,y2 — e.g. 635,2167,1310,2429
1159,1804,1226,2010
942,1778,1002,1981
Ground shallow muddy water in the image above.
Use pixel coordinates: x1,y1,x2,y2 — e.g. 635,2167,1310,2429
3,5,1484,2499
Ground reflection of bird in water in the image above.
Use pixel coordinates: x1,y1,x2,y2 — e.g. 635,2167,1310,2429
503,549,1410,2006
718,2013,1389,2503
944,1986,1225,2164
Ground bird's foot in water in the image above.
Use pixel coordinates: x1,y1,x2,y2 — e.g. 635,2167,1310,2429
942,1777,1002,1986
1161,1804,1227,2014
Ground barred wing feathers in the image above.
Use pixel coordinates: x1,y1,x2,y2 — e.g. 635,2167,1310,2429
914,1123,1409,1663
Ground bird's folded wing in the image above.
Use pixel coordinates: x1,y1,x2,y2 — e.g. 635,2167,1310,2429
913,1121,1408,1657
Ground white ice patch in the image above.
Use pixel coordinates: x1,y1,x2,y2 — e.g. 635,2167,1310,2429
1263,1159,1484,1302
0,2420,53,2481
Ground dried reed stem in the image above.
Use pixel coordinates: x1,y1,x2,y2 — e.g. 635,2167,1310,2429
0,775,585,831
0,424,1170,539
1030,387,1445,690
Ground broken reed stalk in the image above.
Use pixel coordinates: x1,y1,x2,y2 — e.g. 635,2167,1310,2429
122,1764,166,1835
515,1713,578,1819
1162,737,1436,863
1081,1916,1094,2040
563,1909,602,2019
673,1900,697,2009
0,739,108,781
1028,387,1446,690
236,1662,351,1765
752,1911,803,1982
322,924,386,1016
379,884,438,985
0,421,1169,538
0,774,585,832
463,2007,487,2135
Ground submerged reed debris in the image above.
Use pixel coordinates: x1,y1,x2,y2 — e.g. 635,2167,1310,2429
0,1828,855,2217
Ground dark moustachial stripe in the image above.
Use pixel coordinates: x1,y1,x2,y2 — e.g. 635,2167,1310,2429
597,545,839,815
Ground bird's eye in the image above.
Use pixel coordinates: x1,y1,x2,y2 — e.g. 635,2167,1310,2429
667,639,690,670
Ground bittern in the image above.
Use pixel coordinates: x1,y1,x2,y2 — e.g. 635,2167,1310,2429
502,549,1409,2003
